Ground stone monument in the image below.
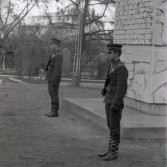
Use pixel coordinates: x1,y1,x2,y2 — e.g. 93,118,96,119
113,0,167,115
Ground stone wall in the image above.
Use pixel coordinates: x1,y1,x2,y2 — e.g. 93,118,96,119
113,0,167,115
121,45,167,115
113,0,154,45
154,0,167,45
113,0,167,45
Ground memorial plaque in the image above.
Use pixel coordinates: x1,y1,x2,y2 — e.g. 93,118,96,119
113,0,154,45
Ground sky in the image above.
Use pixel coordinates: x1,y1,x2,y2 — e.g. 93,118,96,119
15,0,115,18
20,0,70,17
3,0,66,19
9,0,115,27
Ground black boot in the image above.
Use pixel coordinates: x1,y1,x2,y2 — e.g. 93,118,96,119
103,134,120,161
45,105,59,117
45,105,54,116
98,150,110,158
44,111,53,116
47,110,58,117
98,136,112,157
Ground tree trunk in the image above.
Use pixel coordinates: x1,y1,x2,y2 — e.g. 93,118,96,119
81,0,89,55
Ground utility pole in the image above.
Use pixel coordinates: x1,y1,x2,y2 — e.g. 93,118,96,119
0,0,5,72
72,0,83,87
0,0,2,38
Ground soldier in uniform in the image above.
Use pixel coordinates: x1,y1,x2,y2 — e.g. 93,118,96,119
98,43,128,160
44,38,63,117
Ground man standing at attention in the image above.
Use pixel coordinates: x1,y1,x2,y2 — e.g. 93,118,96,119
98,43,128,160
45,38,63,117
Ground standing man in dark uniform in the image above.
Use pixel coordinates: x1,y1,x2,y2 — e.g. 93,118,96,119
45,38,63,117
98,43,128,160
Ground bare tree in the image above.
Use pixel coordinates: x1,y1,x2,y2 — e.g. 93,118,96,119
42,0,115,52
13,23,49,76
58,0,115,77
0,0,50,70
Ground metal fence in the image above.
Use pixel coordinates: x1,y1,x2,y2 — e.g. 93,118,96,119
0,68,18,75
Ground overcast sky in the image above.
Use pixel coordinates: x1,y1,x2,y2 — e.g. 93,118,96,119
20,0,70,17
10,0,115,25
16,0,114,17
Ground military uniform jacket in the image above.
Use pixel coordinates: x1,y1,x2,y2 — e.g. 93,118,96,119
104,60,128,105
45,50,63,83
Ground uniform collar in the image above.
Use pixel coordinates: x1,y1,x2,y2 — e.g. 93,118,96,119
52,49,60,54
110,59,121,66
51,50,60,58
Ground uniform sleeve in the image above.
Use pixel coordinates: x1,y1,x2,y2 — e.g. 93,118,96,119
45,55,51,72
104,65,110,88
52,55,63,80
112,66,128,105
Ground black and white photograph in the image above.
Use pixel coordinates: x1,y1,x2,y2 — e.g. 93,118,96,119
0,0,166,166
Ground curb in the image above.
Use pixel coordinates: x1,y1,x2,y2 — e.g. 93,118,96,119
63,98,166,139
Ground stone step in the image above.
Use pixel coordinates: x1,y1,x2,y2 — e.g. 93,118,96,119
63,98,166,139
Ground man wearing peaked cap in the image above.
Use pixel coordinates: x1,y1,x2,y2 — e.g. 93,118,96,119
98,42,128,160
107,43,122,49
106,43,122,53
44,38,63,117
49,38,62,45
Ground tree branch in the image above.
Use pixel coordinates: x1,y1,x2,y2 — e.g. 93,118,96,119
4,0,11,26
4,3,36,40
85,29,112,36
85,0,109,26
93,0,115,4
69,0,78,8
4,0,34,37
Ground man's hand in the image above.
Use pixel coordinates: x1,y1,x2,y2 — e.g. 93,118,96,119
101,88,107,96
110,104,119,112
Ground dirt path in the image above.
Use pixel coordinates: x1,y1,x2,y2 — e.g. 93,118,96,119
0,82,166,167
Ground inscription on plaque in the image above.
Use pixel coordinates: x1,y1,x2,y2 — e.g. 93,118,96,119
113,0,153,45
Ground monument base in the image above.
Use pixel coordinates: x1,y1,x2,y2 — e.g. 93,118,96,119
125,97,167,116
72,75,80,87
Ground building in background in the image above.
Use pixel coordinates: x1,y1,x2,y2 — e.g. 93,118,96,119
25,1,115,40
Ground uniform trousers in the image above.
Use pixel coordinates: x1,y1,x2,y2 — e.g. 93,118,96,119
48,80,60,112
105,103,123,135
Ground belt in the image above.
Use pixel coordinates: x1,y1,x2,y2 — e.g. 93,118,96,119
107,86,117,92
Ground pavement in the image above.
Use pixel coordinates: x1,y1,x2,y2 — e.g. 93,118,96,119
0,80,166,167
0,74,104,88
63,98,166,139
1,75,167,139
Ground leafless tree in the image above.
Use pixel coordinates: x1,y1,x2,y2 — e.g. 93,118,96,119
0,0,50,70
42,0,115,53
41,0,115,78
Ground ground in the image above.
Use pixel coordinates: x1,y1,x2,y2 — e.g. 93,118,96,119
0,76,166,167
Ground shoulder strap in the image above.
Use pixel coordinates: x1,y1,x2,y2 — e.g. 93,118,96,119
115,62,125,70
